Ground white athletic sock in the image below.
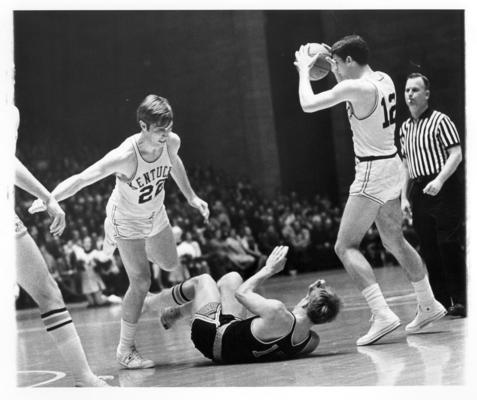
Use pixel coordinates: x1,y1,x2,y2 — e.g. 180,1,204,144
118,319,137,354
41,308,95,383
411,275,435,307
362,283,391,317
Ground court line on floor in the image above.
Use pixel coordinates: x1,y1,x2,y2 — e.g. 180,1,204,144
17,294,417,334
17,370,66,387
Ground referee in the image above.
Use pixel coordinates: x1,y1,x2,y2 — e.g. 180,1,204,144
400,72,466,317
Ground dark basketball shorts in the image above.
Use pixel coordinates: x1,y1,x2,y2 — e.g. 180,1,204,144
191,302,237,361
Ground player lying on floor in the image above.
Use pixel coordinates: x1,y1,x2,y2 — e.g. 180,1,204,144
143,246,341,363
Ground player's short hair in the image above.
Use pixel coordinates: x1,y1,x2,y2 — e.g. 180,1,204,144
306,286,341,324
407,72,430,90
331,35,369,66
137,94,173,129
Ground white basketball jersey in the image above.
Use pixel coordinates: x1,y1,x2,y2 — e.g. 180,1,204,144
108,134,172,218
347,72,397,158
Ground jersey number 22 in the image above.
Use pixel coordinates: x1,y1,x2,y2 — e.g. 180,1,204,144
138,179,165,204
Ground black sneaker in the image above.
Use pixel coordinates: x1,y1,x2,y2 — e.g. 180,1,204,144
447,303,466,318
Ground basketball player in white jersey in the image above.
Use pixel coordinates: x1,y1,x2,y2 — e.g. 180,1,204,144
8,105,108,386
30,95,209,368
294,35,445,345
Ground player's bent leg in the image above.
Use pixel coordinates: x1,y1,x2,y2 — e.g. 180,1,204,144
189,274,221,315
375,199,446,333
334,195,382,291
336,196,400,346
116,238,152,323
115,238,154,369
145,224,179,272
16,234,109,387
16,233,64,312
375,198,425,282
148,274,221,329
217,272,247,319
164,274,220,329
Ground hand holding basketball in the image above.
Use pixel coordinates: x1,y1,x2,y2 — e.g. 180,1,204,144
294,43,331,81
294,44,319,73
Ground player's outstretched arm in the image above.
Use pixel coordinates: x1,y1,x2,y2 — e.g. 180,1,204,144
235,246,289,317
29,145,132,214
15,157,66,237
15,157,54,203
168,133,209,222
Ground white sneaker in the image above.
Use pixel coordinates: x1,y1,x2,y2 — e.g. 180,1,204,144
356,311,401,346
160,306,181,330
405,301,447,333
116,345,155,369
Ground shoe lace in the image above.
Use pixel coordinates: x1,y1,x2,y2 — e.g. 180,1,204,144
127,346,143,362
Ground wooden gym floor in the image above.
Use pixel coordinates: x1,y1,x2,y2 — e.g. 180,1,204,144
16,266,467,387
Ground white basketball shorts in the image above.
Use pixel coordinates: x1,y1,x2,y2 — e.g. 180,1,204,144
349,155,404,205
103,203,170,257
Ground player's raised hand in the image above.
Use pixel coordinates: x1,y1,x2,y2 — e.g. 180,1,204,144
189,196,210,223
325,56,338,75
294,44,320,72
45,197,66,237
264,246,289,275
28,198,47,214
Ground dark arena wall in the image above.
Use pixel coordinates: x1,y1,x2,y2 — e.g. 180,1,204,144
14,10,464,201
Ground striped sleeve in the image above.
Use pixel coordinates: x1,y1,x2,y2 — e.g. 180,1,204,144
438,114,460,148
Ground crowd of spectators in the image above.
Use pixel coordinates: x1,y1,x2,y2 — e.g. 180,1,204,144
14,141,406,309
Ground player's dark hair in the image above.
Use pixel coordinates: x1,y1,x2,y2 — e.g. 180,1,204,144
137,94,173,129
407,72,430,90
306,286,341,324
331,35,369,66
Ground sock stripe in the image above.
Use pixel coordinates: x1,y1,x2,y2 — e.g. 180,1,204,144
179,282,190,302
40,307,68,319
46,319,73,332
171,286,179,305
42,308,72,332
171,283,189,305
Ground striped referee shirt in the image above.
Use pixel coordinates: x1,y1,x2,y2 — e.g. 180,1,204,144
399,107,461,179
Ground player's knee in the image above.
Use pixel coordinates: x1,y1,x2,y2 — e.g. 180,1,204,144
334,238,359,259
159,261,179,272
334,239,348,258
194,273,215,289
127,269,152,292
217,272,243,291
153,254,179,272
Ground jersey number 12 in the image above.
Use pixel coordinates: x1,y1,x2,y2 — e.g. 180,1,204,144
381,92,396,128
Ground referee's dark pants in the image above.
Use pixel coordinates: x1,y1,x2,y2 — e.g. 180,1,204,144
409,173,466,309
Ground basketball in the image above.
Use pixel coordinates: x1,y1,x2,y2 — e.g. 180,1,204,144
307,43,331,81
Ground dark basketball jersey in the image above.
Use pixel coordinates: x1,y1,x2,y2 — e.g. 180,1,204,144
220,314,312,363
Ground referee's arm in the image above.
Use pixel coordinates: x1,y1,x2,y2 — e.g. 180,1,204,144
425,145,462,191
